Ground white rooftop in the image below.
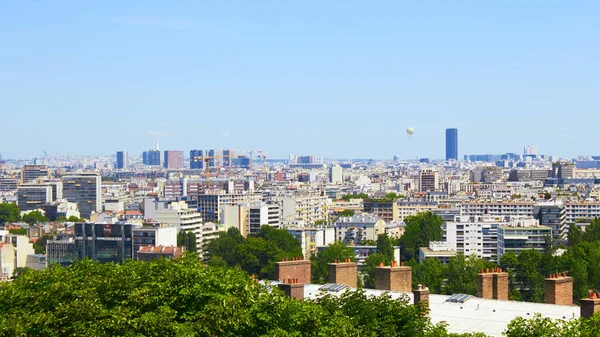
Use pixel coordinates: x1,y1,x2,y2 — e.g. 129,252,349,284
279,283,580,337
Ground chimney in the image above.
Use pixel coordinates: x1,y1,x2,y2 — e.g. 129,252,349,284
278,278,304,300
581,291,600,318
477,269,494,299
275,257,311,284
545,272,574,305
375,261,412,292
413,284,430,314
493,268,509,301
328,258,358,288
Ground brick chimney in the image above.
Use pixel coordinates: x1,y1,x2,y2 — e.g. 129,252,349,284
477,269,494,299
580,291,600,318
278,278,304,300
477,268,508,300
375,261,412,292
545,272,574,305
413,284,430,314
275,257,311,284
493,268,509,301
328,258,358,288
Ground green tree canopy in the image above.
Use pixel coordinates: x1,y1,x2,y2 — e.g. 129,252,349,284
0,203,20,224
399,212,444,262
205,226,302,280
337,209,355,217
0,257,478,337
21,210,48,225
311,241,355,284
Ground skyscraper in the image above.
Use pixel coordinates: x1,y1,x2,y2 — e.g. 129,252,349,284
164,150,184,169
190,150,205,169
116,151,128,169
62,172,102,219
445,128,458,160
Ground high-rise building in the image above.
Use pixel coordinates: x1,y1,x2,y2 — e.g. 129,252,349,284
164,150,184,169
62,172,102,219
296,155,315,164
21,165,50,183
116,151,128,169
524,145,538,156
190,150,205,169
143,150,161,166
445,128,458,161
329,165,343,183
74,223,134,264
17,185,52,211
419,169,439,192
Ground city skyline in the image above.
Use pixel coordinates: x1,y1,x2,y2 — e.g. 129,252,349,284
2,2,599,159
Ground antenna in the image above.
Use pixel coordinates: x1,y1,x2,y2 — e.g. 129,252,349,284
156,140,160,151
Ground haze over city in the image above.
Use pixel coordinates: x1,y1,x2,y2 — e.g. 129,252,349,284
2,1,599,159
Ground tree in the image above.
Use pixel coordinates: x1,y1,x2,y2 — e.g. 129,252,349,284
311,241,355,284
341,193,369,201
67,215,82,222
362,253,388,288
33,235,52,254
399,212,444,262
444,254,493,295
0,203,20,224
8,228,27,235
12,267,32,279
21,210,48,225
413,258,444,294
568,223,583,246
376,234,395,262
0,257,475,336
338,209,355,217
177,230,197,255
55,215,67,222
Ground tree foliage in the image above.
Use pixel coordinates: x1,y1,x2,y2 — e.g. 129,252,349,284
311,241,355,284
0,203,20,224
8,228,27,235
22,210,49,224
341,193,369,201
33,235,53,254
177,230,197,254
0,257,478,337
337,209,355,217
205,226,302,280
399,212,444,262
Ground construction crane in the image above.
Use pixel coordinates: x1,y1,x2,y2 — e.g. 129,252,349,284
258,152,268,180
192,153,236,191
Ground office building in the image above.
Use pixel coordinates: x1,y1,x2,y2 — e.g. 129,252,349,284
47,239,77,266
74,223,134,264
199,192,262,223
0,177,18,192
17,185,52,211
419,169,439,192
164,150,184,169
62,172,102,219
116,151,128,169
524,145,538,156
190,149,205,169
21,165,50,183
329,165,343,183
551,162,575,179
446,128,458,160
143,150,161,166
296,155,315,164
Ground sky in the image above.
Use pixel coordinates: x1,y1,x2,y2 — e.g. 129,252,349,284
1,1,599,160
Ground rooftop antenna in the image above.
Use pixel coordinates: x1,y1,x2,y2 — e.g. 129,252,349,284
156,140,160,151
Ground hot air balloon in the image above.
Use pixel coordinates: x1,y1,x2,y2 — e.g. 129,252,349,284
406,127,414,138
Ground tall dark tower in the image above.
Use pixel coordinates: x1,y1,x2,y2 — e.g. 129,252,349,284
446,128,458,160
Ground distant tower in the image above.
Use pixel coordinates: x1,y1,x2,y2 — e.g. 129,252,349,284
156,140,160,151
116,151,128,169
0,153,5,171
524,145,538,156
445,128,458,160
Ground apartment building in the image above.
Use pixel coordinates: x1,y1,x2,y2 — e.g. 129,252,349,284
154,201,204,256
497,221,551,260
62,172,102,219
461,200,535,218
334,214,386,245
363,199,398,222
198,192,262,223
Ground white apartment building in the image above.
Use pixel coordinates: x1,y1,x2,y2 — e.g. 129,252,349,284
334,214,386,245
564,201,600,223
397,201,438,221
221,202,281,237
287,227,335,258
329,165,343,184
444,215,538,262
154,201,204,256
266,191,331,226
198,192,262,223
460,200,535,218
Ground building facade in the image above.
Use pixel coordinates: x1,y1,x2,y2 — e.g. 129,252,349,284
62,172,102,219
446,128,458,161
74,223,134,264
116,151,128,169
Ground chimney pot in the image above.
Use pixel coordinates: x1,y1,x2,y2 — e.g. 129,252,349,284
401,262,405,267
378,262,384,267
486,268,489,273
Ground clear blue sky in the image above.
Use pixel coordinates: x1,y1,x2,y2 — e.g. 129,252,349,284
1,1,599,160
